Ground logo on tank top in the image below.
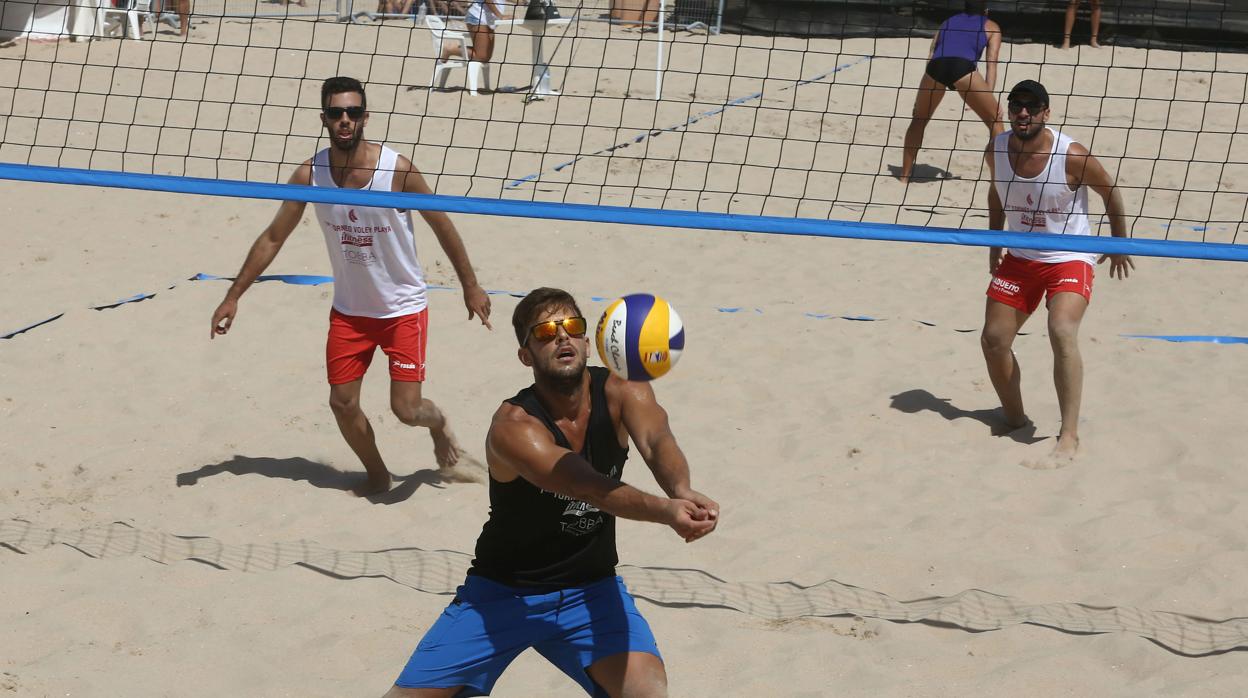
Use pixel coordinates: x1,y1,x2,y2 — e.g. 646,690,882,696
543,464,618,536
348,209,359,222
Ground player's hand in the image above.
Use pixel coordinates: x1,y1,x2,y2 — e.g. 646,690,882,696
463,283,492,329
673,487,719,541
210,298,238,338
1098,253,1134,280
665,498,717,543
988,248,1003,274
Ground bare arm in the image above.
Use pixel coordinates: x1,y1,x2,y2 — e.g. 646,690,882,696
486,406,715,541
615,376,718,539
397,156,492,328
983,19,1002,92
210,163,311,337
985,142,1004,273
1068,142,1134,278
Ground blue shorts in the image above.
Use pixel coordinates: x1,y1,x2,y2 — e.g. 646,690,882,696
395,575,661,697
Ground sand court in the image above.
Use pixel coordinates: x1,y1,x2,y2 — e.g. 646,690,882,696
4,8,1248,696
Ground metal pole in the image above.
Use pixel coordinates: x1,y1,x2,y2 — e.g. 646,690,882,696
714,0,724,34
656,0,665,100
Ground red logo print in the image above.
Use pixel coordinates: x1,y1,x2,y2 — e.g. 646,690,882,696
348,209,359,223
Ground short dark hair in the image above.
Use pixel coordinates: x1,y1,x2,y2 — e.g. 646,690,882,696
321,76,366,111
963,1,988,14
513,287,583,345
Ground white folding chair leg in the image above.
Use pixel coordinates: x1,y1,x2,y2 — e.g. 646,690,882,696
432,62,454,90
125,9,141,39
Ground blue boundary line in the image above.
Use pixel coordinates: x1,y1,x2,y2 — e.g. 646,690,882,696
6,274,1243,345
505,56,874,189
3,163,1247,262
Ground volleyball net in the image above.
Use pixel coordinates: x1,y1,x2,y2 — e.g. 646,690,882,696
1,0,1246,257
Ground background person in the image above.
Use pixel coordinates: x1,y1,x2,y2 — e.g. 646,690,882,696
899,0,1003,184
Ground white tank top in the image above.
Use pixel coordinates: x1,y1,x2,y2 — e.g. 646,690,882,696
991,128,1097,266
311,146,428,319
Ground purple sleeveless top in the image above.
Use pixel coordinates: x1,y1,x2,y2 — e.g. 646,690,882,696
933,13,988,65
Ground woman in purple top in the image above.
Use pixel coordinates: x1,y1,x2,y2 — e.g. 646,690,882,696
900,0,1003,183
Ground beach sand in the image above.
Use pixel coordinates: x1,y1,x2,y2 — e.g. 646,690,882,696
3,8,1248,696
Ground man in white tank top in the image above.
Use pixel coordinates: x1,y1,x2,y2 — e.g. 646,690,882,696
210,77,492,494
981,80,1134,466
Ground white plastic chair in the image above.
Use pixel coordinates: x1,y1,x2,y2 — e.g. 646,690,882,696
425,15,490,95
95,0,152,40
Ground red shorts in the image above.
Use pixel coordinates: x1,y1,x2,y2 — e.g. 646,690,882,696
986,254,1094,314
326,308,428,385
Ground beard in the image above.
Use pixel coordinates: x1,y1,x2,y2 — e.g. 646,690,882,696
330,125,363,152
1013,122,1043,141
535,354,588,394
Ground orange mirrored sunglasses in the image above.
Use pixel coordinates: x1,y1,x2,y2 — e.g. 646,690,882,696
528,316,587,342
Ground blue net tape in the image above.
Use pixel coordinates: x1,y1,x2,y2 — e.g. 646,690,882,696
3,163,1247,262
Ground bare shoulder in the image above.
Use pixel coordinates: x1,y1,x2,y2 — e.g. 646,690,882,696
393,152,418,173
1064,140,1093,176
488,401,550,446
289,159,313,185
1066,140,1091,158
985,18,1002,34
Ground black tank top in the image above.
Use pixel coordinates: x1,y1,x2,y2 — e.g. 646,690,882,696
468,367,630,588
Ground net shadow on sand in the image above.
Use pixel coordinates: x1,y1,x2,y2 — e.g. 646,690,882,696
3,518,1246,657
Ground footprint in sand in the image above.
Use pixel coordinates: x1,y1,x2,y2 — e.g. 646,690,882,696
1021,453,1075,470
440,453,488,484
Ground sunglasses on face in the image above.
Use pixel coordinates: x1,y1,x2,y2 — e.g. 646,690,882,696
1007,100,1045,114
324,106,366,120
528,316,587,342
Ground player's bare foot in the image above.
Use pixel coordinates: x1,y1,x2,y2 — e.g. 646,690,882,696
1052,433,1079,459
352,471,393,496
431,422,463,469
1060,38,1071,50
1021,434,1078,470
1089,37,1101,48
991,410,1031,436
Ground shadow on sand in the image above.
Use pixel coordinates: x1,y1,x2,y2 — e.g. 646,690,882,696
889,389,1045,444
177,455,448,504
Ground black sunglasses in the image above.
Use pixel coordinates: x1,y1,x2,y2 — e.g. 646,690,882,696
324,106,366,120
1007,100,1045,114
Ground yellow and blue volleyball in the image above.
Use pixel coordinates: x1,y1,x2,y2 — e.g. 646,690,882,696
595,294,685,381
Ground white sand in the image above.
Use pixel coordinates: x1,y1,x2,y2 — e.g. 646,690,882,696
3,9,1248,697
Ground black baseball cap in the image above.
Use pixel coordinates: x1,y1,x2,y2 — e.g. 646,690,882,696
1007,80,1049,107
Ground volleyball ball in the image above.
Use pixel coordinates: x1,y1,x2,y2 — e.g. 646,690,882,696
595,294,685,381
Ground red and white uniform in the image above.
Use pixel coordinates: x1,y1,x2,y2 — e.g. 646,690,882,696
312,146,430,384
312,145,427,319
988,127,1096,313
991,127,1097,266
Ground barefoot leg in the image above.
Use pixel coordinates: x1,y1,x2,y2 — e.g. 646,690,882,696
390,381,464,470
330,380,393,495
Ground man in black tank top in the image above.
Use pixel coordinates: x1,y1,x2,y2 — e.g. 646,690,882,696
387,288,719,698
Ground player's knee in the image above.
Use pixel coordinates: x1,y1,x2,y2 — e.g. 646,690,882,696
622,671,668,698
1048,322,1080,352
328,391,361,415
980,328,1014,354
